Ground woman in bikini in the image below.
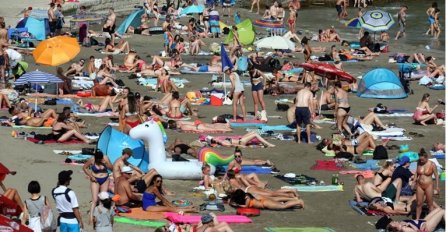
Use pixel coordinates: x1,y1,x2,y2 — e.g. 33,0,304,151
368,195,414,216
122,92,142,134
51,113,91,143
413,93,437,126
301,37,312,62
373,160,395,190
288,8,297,34
166,120,232,133
425,2,437,36
248,66,268,120
104,38,130,54
167,91,183,119
143,175,197,213
83,150,113,224
250,0,261,14
225,148,268,188
205,131,275,148
415,148,440,220
334,81,352,136
386,208,445,232
229,189,304,210
77,96,115,113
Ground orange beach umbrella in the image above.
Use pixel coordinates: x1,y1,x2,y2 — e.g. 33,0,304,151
33,36,80,66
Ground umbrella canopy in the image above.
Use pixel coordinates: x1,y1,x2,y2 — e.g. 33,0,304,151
345,17,361,28
33,36,80,66
15,70,63,85
254,36,295,50
300,63,356,83
181,4,205,15
359,9,394,32
0,215,33,232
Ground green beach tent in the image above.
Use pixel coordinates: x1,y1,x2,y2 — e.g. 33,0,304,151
224,19,255,46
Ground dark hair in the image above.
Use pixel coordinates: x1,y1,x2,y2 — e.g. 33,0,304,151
62,107,71,113
151,105,163,116
167,120,177,129
432,2,438,8
202,163,210,171
94,150,104,164
335,81,342,88
135,92,141,100
89,55,95,60
316,140,326,151
172,91,180,99
127,92,137,113
301,36,309,45
227,170,236,179
234,147,242,155
304,82,311,88
229,189,248,205
104,38,111,46
149,174,163,193
57,113,67,122
100,198,112,209
143,96,152,101
8,106,15,115
421,93,430,101
364,31,369,36
419,148,428,157
28,181,41,194
356,174,364,182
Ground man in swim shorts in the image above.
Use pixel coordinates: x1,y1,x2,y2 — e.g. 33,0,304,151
167,138,197,161
386,156,413,201
103,8,116,42
114,166,143,207
395,5,407,40
295,82,313,144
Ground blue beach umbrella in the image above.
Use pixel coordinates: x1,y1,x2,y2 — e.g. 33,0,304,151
220,43,233,96
345,17,361,28
359,9,394,32
181,4,205,15
15,70,63,85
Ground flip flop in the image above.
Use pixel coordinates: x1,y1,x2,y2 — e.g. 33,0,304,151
408,132,418,135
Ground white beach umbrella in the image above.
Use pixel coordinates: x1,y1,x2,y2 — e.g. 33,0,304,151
254,36,295,50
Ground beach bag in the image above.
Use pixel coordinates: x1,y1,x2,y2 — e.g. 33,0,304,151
373,145,388,160
237,56,248,72
40,204,54,231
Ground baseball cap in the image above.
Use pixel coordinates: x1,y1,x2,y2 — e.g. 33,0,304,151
122,148,133,156
201,214,213,224
398,156,410,166
98,191,110,200
223,66,231,72
121,166,133,173
58,170,73,183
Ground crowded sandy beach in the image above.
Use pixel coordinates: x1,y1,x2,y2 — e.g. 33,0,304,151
0,0,444,231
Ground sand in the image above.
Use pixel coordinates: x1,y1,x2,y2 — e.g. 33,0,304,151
0,1,444,232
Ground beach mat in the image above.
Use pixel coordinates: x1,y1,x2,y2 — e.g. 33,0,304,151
53,150,82,154
351,160,380,170
164,212,252,224
11,125,51,129
119,208,166,220
348,200,369,215
265,227,335,232
75,112,119,117
375,113,413,117
229,120,266,128
114,217,166,227
281,185,343,192
27,137,85,144
259,125,295,132
311,160,342,171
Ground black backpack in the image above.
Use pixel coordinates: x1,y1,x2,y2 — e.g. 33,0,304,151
52,187,72,203
373,145,388,160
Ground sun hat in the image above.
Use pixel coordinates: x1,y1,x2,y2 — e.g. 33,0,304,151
98,192,109,200
121,166,133,173
398,156,410,166
201,214,213,224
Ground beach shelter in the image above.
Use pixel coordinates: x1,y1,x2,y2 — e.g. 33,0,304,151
16,17,50,41
33,36,80,66
345,17,361,28
180,4,205,15
97,126,149,172
357,68,407,99
224,19,255,46
255,36,295,50
116,9,145,35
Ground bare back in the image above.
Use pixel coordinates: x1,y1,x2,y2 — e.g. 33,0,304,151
296,88,312,107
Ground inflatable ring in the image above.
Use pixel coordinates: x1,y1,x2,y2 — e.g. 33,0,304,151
236,208,260,216
149,26,164,34
76,90,92,97
254,19,285,28
172,199,192,207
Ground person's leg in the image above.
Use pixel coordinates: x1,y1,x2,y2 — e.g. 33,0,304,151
419,114,436,126
239,92,246,120
252,91,259,118
142,169,159,186
306,123,312,144
41,108,58,119
89,182,100,223
244,173,267,188
424,183,435,214
26,118,46,127
336,110,346,133
258,89,266,111
97,96,112,112
4,188,24,211
415,185,426,220
213,221,234,232
424,208,445,232
151,56,164,66
240,131,275,147
362,112,386,128
232,93,239,120
393,178,403,202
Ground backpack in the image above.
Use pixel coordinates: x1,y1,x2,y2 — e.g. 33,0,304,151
373,145,388,160
237,56,249,72
269,58,281,71
51,187,72,203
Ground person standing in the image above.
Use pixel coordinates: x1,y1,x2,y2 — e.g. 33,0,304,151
52,170,84,232
415,148,440,220
103,8,116,44
55,4,65,36
395,5,408,40
250,0,261,14
48,3,57,37
227,67,246,120
425,2,437,36
248,65,267,121
23,181,55,231
295,82,313,144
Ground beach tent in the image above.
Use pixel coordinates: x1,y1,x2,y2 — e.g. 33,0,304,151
97,126,149,172
357,68,407,99
224,19,255,46
116,9,145,35
16,17,49,41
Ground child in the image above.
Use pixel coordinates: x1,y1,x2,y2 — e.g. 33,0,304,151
23,181,54,231
93,192,114,232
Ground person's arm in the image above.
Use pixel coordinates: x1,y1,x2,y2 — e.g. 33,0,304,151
82,158,96,183
124,182,142,201
354,186,362,202
432,162,440,194
73,207,84,230
153,188,174,207
104,156,114,170
123,160,144,175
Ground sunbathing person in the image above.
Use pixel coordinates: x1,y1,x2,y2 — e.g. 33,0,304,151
51,113,92,143
181,63,222,73
167,138,198,161
104,38,130,54
225,148,268,188
205,131,276,148
122,50,138,70
0,166,24,212
95,65,119,87
92,82,116,97
0,92,11,108
9,107,57,127
413,93,438,126
77,96,115,113
143,174,197,213
385,208,445,232
374,160,396,190
368,195,414,216
157,68,178,93
196,213,234,232
126,14,150,35
166,120,232,133
114,166,143,207
229,189,304,210
321,132,383,156
64,59,85,76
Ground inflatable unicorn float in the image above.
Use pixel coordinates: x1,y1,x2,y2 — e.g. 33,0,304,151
129,119,214,179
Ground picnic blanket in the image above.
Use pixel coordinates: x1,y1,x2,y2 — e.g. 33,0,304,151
274,174,317,185
311,160,343,171
27,137,85,144
282,185,343,192
265,227,336,232
114,217,166,227
118,208,166,220
164,212,252,224
351,160,380,170
11,125,51,129
229,119,266,128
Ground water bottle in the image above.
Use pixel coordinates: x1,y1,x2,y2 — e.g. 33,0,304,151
425,45,431,50
331,174,339,185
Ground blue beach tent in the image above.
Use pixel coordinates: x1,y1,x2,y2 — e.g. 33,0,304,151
16,17,49,41
116,9,145,35
357,68,407,99
97,126,149,172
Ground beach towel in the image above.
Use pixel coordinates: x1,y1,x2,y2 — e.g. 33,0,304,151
281,185,343,192
375,113,413,117
179,67,218,75
351,160,380,170
162,116,192,121
74,112,119,117
313,118,336,124
118,208,166,220
259,125,295,132
274,174,317,185
164,213,252,224
311,160,342,171
220,165,272,174
27,137,85,144
229,120,266,128
114,217,166,227
380,136,412,141
11,125,52,129
348,200,369,215
339,170,374,179
265,227,336,232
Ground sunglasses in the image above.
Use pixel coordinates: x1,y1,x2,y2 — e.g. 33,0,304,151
235,155,242,158
156,179,163,183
